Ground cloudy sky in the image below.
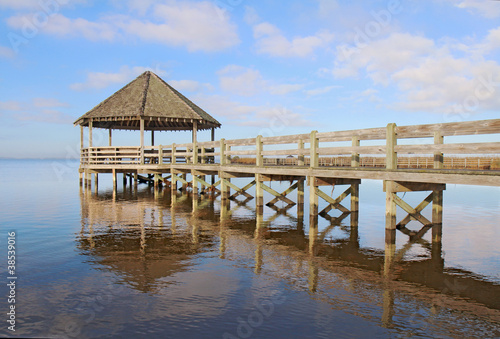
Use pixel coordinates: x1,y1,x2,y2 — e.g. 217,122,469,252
0,0,499,158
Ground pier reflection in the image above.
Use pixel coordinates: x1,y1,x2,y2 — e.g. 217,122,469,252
78,186,500,328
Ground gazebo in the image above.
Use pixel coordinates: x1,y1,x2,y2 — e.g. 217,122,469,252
74,70,221,148
74,71,221,187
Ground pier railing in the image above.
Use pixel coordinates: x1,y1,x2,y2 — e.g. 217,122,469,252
80,119,500,170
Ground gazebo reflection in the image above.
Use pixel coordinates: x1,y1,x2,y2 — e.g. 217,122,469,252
77,188,217,293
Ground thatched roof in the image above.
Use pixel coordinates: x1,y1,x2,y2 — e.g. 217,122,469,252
74,71,221,131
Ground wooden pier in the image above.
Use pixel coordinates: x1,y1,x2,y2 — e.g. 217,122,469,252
78,118,500,276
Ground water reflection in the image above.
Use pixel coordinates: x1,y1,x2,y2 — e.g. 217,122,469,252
77,185,500,336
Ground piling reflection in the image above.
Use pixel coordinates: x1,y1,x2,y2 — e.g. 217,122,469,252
78,186,500,329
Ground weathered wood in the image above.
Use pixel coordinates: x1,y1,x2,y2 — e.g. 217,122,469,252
352,136,360,168
383,181,446,192
220,139,226,166
172,143,176,164
385,181,397,231
396,119,500,138
261,133,310,145
317,127,386,141
397,192,434,227
432,190,443,243
171,173,188,185
393,193,432,226
261,182,295,205
89,120,93,147
255,174,264,208
267,181,299,206
316,186,352,209
256,135,263,167
298,139,305,166
225,138,257,146
386,123,397,170
310,130,319,168
395,142,500,154
314,177,361,186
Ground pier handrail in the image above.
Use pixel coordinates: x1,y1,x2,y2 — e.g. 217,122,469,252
80,119,500,170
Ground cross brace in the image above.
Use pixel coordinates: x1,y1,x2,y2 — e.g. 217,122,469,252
315,186,352,215
260,182,296,206
394,192,433,228
229,180,256,200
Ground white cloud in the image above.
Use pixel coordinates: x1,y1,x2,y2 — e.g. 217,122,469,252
0,0,45,9
217,65,266,96
449,0,500,18
70,66,165,91
0,46,15,58
168,80,213,92
304,85,340,96
7,13,118,41
253,22,333,58
33,98,69,108
268,84,305,95
0,98,72,124
194,95,312,128
217,65,304,97
5,1,240,52
0,0,85,9
0,101,22,111
483,26,500,53
244,6,260,25
331,31,500,114
118,1,239,51
317,0,339,18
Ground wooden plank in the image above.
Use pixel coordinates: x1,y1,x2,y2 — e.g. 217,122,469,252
396,119,500,138
352,136,360,168
318,145,386,155
317,127,386,141
256,135,263,167
315,177,361,186
220,139,226,166
386,123,397,170
225,150,256,156
298,139,305,166
171,174,188,185
225,138,257,146
310,130,319,168
261,133,310,145
383,181,446,192
395,142,500,154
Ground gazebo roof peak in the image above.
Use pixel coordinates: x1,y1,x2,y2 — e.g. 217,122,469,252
74,71,221,131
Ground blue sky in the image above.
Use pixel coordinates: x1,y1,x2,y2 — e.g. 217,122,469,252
0,0,499,158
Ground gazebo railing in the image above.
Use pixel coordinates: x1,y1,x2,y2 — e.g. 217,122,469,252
81,147,142,165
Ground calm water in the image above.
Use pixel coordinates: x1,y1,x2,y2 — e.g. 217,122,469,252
0,159,499,338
